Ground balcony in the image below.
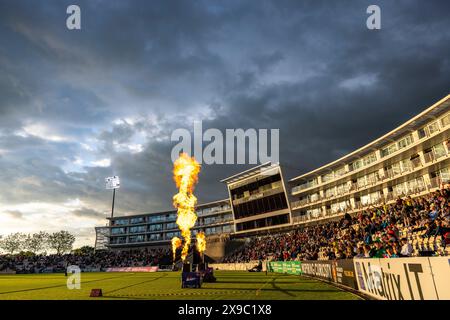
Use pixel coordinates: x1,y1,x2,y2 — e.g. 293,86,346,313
428,176,441,189
233,186,284,206
424,152,435,164
411,157,422,169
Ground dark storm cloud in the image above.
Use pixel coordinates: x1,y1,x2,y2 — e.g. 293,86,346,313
0,0,449,237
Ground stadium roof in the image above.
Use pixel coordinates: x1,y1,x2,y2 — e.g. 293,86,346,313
220,162,279,184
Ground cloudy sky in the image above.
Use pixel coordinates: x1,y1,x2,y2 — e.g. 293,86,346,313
0,0,449,248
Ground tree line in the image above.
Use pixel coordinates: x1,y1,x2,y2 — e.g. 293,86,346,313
0,231,76,255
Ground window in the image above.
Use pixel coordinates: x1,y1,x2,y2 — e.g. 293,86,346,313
428,121,439,135
322,172,334,183
393,182,407,196
130,217,145,224
271,181,282,189
381,143,397,158
330,203,340,213
401,159,412,172
366,172,378,185
357,176,366,188
205,227,217,235
129,235,144,243
310,193,319,201
166,231,181,239
325,187,335,198
204,216,217,225
334,167,346,178
397,134,413,150
363,152,377,166
441,113,450,127
114,219,128,226
111,227,125,234
148,215,164,223
440,168,450,183
417,127,427,139
349,159,362,171
361,194,370,205
166,222,177,229
129,226,146,233
434,143,446,158
307,208,321,218
222,225,232,233
296,178,318,191
392,162,401,175
149,234,162,241
110,236,126,244
148,224,162,232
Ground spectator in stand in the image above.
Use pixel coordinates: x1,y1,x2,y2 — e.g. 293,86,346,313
429,204,439,221
370,240,386,258
335,250,346,260
0,247,173,274
384,246,398,258
354,247,365,258
345,246,355,259
431,219,450,238
363,245,372,258
400,238,413,257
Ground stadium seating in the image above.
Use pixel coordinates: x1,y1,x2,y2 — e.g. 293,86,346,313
223,187,450,262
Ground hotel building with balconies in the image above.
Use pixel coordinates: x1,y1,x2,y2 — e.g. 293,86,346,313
96,199,233,250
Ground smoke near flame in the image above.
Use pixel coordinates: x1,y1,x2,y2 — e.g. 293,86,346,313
196,231,206,254
172,153,201,262
171,237,182,262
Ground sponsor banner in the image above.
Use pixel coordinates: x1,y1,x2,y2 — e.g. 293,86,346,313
105,266,158,272
354,257,439,300
300,261,333,280
427,256,450,300
331,260,358,290
268,261,302,275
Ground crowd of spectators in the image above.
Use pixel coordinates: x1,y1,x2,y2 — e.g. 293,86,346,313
3,188,450,272
0,247,172,274
224,187,450,262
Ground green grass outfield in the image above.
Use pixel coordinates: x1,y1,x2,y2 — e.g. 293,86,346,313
0,271,361,300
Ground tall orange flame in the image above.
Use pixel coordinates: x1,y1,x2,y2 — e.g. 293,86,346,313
172,153,201,262
171,237,182,262
196,231,206,254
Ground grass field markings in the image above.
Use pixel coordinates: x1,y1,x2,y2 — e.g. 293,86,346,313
0,272,361,300
269,276,296,297
255,274,279,296
102,272,169,296
106,290,250,299
0,273,136,296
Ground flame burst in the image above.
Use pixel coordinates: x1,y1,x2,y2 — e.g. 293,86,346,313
196,231,206,254
171,237,182,262
172,153,201,262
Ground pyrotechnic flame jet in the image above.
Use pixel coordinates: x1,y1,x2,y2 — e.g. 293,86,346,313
172,153,201,262
196,231,206,254
171,237,182,262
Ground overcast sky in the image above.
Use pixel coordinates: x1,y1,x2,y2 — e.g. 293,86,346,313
0,0,449,248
